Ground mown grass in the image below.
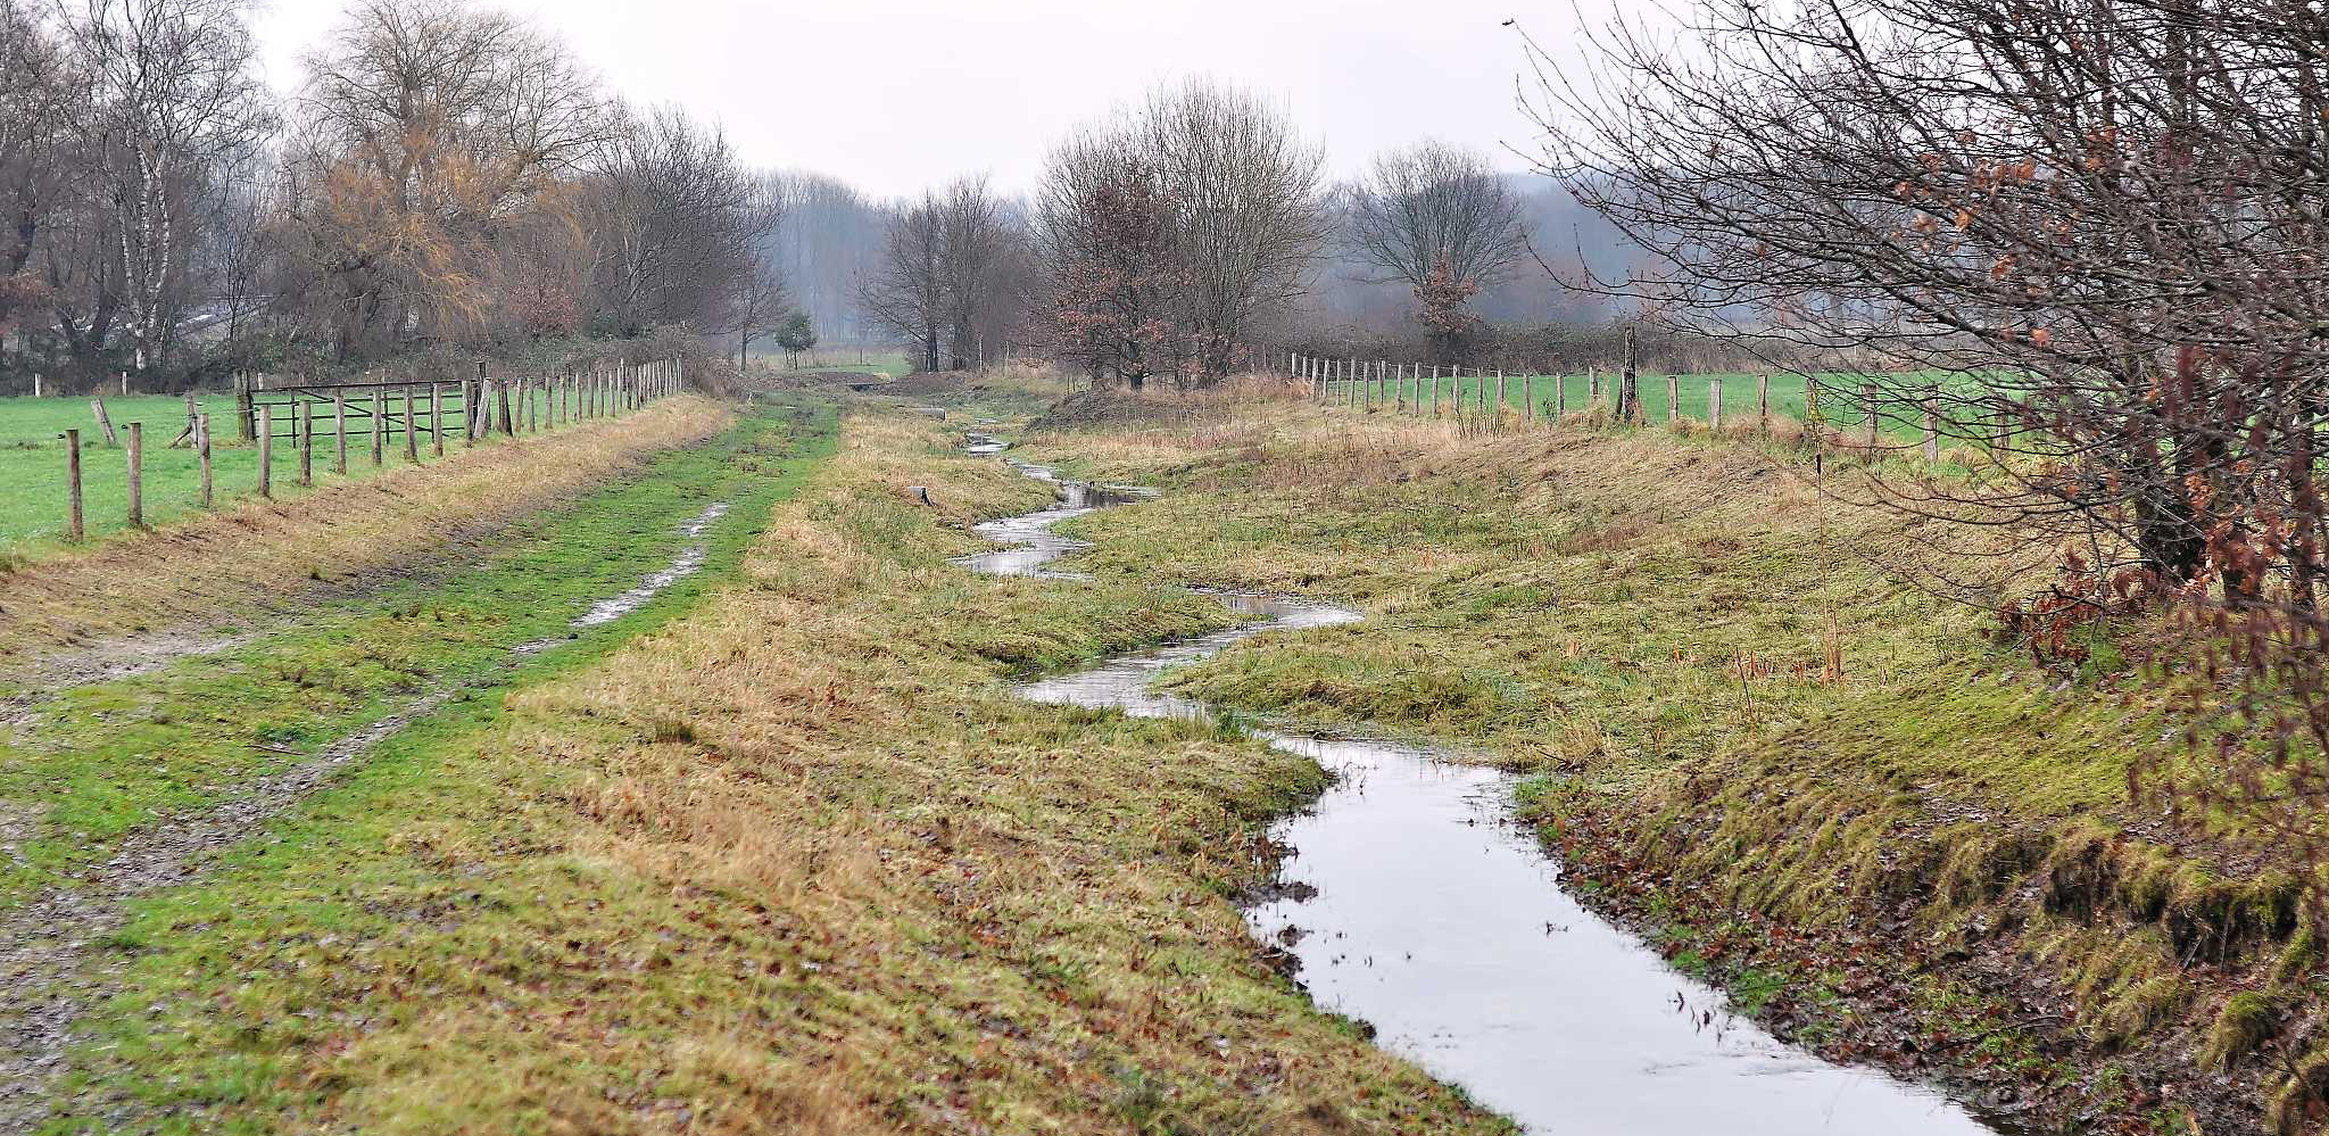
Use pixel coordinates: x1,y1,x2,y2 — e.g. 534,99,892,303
0,387,638,555
1020,400,2297,1131
30,406,1509,1135
0,396,833,910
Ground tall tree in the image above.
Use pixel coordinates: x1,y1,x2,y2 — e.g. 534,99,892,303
1035,80,1325,388
291,0,601,357
1340,141,1526,362
56,0,271,375
859,192,945,373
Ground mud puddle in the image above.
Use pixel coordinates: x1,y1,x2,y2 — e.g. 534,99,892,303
960,438,2011,1135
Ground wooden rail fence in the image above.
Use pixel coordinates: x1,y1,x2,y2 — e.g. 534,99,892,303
49,357,687,543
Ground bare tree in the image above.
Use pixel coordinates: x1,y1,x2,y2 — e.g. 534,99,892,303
55,0,271,376
859,192,945,373
724,172,789,367
936,174,1017,370
586,103,774,335
291,0,602,357
1530,0,2329,934
1135,79,1326,382
1340,140,1526,361
1035,80,1326,387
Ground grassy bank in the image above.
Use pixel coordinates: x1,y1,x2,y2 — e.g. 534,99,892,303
24,405,1508,1135
1021,399,2313,1134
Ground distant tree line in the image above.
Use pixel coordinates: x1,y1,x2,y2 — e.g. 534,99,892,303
0,0,799,392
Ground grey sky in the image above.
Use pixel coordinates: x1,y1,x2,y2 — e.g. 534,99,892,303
254,0,1607,200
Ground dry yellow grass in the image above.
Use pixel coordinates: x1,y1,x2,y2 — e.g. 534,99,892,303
51,405,1508,1135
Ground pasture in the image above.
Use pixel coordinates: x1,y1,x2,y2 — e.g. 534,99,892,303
1320,369,1994,443
0,386,610,556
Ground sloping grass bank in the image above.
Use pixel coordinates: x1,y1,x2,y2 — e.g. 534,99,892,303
28,407,1507,1135
1025,400,2318,1135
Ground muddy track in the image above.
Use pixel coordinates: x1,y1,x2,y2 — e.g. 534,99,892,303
0,500,735,1136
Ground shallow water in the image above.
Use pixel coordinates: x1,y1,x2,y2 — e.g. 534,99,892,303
963,440,2009,1136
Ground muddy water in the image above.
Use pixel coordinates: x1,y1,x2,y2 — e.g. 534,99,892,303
963,441,2010,1136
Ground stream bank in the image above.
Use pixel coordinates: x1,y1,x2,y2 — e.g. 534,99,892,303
960,434,2013,1135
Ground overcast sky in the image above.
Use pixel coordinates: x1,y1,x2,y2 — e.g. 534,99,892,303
251,0,1612,201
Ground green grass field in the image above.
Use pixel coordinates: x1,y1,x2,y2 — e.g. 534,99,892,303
756,347,911,378
1320,370,1989,442
0,388,613,556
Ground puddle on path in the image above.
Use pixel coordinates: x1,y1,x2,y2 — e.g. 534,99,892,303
960,437,2013,1136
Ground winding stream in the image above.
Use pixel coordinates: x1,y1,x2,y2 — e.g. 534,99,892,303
960,434,2010,1136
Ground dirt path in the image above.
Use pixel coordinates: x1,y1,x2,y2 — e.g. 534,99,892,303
0,494,739,1136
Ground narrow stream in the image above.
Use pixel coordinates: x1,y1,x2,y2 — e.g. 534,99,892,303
960,435,2011,1136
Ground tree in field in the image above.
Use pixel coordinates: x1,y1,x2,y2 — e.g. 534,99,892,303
588,104,778,336
772,309,815,369
1339,140,1526,363
936,175,1014,370
1034,80,1326,388
1036,154,1186,391
291,0,603,357
1529,0,2329,940
1414,256,1483,365
54,0,271,377
859,192,946,373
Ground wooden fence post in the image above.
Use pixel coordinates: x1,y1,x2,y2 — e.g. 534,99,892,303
1621,328,1641,422
1590,365,1600,404
1668,373,1680,424
1758,373,1771,433
1923,386,1941,462
259,406,273,499
334,392,348,474
300,403,313,486
432,383,444,456
403,385,419,460
90,394,118,446
197,414,212,509
126,422,142,527
63,428,82,541
1709,376,1724,431
236,372,254,442
31,372,40,397
1525,373,1535,426
1863,383,1881,449
372,388,386,465
498,378,514,436
1556,372,1566,420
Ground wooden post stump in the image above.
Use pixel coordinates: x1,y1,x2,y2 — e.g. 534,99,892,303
127,422,143,526
63,428,82,541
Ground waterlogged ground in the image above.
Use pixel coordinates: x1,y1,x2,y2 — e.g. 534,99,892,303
966,439,2009,1135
